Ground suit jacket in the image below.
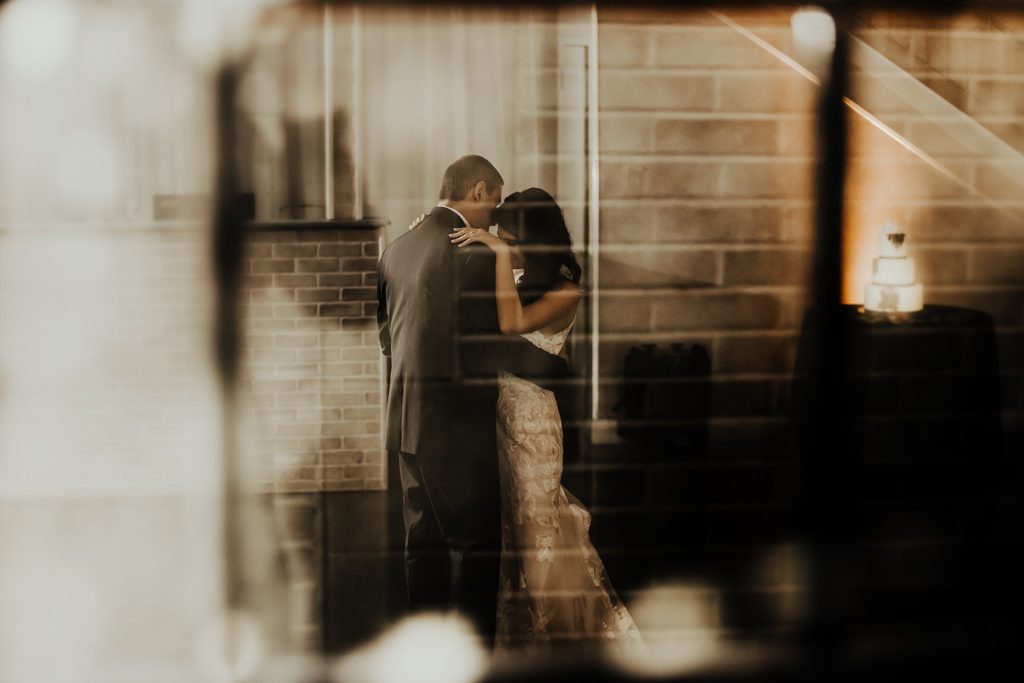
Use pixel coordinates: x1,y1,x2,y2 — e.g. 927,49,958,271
377,206,569,457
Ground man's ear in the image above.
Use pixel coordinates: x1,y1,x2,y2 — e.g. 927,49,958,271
472,180,487,202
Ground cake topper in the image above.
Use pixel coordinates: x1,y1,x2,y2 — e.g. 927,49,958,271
886,232,906,247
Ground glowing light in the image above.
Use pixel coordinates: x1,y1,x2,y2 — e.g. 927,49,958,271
333,613,487,683
0,0,77,81
56,127,123,212
614,583,722,676
791,6,836,50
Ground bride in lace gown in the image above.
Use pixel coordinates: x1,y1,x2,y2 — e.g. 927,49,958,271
450,188,642,654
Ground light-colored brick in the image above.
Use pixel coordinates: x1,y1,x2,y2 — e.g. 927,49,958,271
655,204,806,244
722,248,812,286
598,27,652,67
323,450,362,465
650,291,784,331
973,161,1024,201
600,71,715,111
847,159,970,200
321,421,367,436
600,247,719,287
275,334,318,348
343,435,379,450
275,393,319,408
322,392,366,407
600,117,655,153
600,205,656,244
912,248,969,285
721,161,812,199
717,73,816,113
654,118,779,155
601,161,720,199
655,27,784,68
597,292,654,332
899,205,1022,243
969,248,1024,284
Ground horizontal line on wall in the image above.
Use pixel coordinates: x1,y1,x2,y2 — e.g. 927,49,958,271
598,66,804,77
602,153,1024,165
598,198,813,207
598,241,806,249
594,328,804,340
599,285,809,295
597,330,797,341
856,28,1024,40
908,243,1024,249
595,110,811,122
877,71,1024,83
849,199,1024,208
925,284,1024,292
529,107,810,120
527,153,811,165
600,197,1024,209
563,460,793,474
598,22,792,35
849,112,1024,125
595,372,791,383
600,153,815,163
0,221,205,234
597,241,811,248
587,501,804,516
249,219,387,232
600,415,793,428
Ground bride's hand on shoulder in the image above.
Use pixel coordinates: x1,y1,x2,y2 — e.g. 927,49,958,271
408,213,427,230
450,227,508,253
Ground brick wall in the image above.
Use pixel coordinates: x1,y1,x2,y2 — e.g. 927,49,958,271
238,223,387,650
584,9,817,647
595,9,1024,442
240,225,385,494
584,7,1023,650
850,15,1024,437
595,9,817,449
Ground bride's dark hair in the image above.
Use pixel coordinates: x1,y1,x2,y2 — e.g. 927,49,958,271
493,187,582,305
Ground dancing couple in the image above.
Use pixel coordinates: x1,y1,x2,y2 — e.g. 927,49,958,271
377,155,641,653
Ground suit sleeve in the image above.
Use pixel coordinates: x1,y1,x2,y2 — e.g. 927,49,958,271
456,245,568,383
376,253,391,358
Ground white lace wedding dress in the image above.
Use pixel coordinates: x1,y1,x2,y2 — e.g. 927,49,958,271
494,323,642,653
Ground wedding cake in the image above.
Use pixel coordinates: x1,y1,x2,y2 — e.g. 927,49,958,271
864,222,923,313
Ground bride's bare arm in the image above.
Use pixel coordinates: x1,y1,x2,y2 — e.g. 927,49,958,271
451,227,581,335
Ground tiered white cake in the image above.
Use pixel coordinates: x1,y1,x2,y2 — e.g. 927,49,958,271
864,222,923,313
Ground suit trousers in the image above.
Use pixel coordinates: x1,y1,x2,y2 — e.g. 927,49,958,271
397,439,502,647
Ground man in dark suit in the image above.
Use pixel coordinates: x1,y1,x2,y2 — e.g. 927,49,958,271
377,155,567,645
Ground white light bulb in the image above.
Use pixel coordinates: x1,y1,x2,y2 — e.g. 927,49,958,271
791,6,836,51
